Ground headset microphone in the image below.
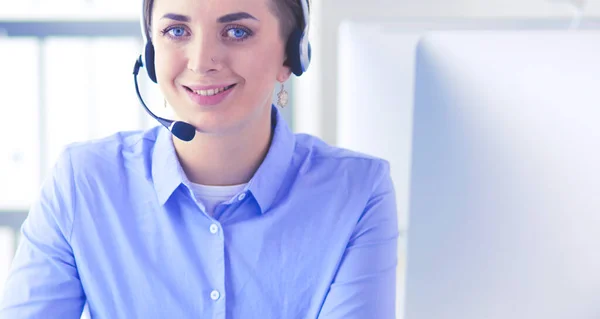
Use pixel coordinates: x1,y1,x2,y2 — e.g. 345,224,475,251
133,56,196,142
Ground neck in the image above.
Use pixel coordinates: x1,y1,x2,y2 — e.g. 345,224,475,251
172,109,273,186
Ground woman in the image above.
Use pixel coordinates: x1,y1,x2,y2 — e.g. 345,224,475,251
0,0,399,318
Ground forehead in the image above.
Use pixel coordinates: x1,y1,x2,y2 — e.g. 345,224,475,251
152,0,273,19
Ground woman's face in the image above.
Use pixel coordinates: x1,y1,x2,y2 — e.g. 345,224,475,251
151,0,291,136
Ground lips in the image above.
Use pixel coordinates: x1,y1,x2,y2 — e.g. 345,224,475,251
183,84,237,106
185,84,236,97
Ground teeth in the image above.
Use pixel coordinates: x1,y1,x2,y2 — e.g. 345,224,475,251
193,86,230,96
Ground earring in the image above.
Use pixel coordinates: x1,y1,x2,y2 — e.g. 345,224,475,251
277,83,289,108
164,99,167,108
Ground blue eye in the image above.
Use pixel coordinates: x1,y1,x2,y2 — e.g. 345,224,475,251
225,26,252,41
168,27,187,38
228,28,246,38
161,26,189,40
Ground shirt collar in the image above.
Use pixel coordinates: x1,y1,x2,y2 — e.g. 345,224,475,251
151,105,296,211
247,105,296,214
151,126,189,206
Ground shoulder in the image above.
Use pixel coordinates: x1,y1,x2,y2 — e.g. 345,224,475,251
32,128,159,236
294,133,390,168
65,127,158,159
54,126,161,179
293,133,391,189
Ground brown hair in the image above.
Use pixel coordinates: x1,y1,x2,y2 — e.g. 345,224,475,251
142,0,309,41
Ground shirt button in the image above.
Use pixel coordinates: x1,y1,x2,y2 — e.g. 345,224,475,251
210,290,220,301
209,224,219,234
237,193,246,201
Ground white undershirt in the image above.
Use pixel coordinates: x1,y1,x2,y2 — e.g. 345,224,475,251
189,182,248,216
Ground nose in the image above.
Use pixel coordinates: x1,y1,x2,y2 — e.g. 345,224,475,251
186,32,223,74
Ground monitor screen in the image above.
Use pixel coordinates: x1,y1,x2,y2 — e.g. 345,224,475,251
405,30,600,319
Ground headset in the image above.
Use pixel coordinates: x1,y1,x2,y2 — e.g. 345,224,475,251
133,0,312,142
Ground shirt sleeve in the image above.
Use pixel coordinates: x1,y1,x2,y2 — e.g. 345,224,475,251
0,149,85,318
318,160,400,319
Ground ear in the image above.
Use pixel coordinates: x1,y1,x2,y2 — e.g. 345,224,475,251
277,63,293,83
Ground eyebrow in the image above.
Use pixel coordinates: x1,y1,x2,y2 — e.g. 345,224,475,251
161,12,258,24
217,12,259,23
161,13,190,22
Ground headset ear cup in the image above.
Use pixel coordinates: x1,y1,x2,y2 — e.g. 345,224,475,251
285,29,303,76
144,41,157,83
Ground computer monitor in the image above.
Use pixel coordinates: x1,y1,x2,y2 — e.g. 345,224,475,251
405,30,600,319
337,20,600,317
337,18,600,232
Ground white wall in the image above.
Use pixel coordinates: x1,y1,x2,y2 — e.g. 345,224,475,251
293,0,600,144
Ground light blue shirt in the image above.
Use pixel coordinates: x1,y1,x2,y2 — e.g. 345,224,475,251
1,105,399,319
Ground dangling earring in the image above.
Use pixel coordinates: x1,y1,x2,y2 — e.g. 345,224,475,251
164,99,167,108
277,83,289,108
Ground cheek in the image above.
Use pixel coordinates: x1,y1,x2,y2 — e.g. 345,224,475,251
154,44,184,82
232,42,285,84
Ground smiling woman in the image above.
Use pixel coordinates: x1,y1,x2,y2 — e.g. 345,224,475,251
0,0,399,318
149,0,294,143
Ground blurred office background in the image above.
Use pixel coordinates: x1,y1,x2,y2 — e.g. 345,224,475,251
1,0,600,318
